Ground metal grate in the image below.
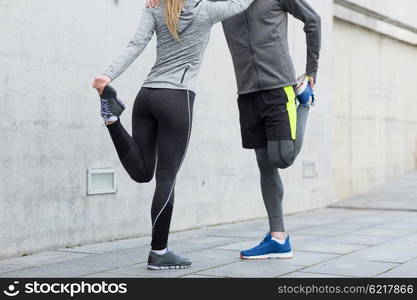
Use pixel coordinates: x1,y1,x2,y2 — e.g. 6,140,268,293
87,168,117,195
303,161,317,179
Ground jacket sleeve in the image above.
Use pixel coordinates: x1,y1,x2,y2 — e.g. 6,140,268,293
280,0,321,80
103,8,155,80
205,0,255,24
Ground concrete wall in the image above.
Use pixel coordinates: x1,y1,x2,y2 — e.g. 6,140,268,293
2,0,416,260
342,0,417,28
331,19,417,199
0,0,334,259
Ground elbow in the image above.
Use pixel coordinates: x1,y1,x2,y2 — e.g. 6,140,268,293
312,13,321,28
305,13,321,34
316,14,322,28
128,40,141,48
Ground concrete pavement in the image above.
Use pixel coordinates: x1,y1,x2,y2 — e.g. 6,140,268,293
0,172,416,278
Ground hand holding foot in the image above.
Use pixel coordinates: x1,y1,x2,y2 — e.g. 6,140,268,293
93,75,112,95
296,74,316,107
306,75,315,89
97,85,126,125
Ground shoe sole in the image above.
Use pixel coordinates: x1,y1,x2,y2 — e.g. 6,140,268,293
240,251,294,260
147,264,191,270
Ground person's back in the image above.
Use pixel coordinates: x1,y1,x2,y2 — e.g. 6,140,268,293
104,0,256,93
144,0,211,92
220,0,321,94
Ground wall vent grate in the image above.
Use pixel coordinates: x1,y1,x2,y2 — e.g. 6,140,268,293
87,168,117,195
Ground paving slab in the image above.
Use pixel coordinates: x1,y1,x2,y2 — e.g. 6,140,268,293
294,240,368,255
377,221,417,230
343,249,417,264
330,172,417,211
0,251,90,267
59,237,151,254
348,211,416,225
285,210,352,226
105,249,240,278
180,274,224,278
0,264,29,274
354,227,415,237
341,234,417,263
64,247,150,268
194,260,303,278
82,272,147,278
215,239,264,251
321,235,391,246
166,240,220,254
311,221,379,230
202,227,269,239
278,251,339,267
0,262,112,278
302,257,399,277
280,271,349,278
377,258,417,277
169,235,246,249
291,235,325,247
292,226,354,237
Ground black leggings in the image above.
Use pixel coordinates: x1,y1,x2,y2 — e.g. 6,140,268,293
107,87,195,250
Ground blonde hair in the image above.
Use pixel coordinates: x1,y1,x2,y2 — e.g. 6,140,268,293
165,0,186,41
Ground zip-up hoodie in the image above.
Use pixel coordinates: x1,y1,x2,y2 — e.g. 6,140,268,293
216,0,321,94
103,0,255,93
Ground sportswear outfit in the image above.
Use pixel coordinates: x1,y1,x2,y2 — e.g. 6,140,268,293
214,0,321,258
102,0,255,261
219,0,321,149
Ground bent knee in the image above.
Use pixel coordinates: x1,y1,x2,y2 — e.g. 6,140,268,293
130,172,154,183
270,156,295,169
268,141,296,169
269,150,296,169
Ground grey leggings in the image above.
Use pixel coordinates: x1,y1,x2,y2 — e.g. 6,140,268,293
255,105,309,232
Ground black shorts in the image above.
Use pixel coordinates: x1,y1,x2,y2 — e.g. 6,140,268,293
237,86,297,149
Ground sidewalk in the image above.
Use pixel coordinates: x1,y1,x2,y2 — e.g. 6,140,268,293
1,172,417,278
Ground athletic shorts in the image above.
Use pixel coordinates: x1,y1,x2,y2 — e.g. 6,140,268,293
237,86,297,149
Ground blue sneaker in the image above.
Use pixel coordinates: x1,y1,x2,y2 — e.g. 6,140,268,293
295,75,315,107
240,233,293,260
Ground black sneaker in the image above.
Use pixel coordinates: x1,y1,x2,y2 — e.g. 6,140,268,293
99,85,126,123
147,251,192,270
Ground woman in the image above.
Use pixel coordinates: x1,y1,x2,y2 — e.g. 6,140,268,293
92,0,255,270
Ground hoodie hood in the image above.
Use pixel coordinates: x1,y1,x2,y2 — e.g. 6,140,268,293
177,0,203,33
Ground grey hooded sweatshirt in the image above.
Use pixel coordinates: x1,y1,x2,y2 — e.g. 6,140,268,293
217,0,321,94
103,0,255,93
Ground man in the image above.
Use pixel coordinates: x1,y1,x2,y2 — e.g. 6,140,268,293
147,0,321,259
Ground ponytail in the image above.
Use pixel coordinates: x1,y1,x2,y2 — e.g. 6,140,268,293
165,0,186,41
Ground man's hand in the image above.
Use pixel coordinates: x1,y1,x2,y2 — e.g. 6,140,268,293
146,0,160,8
92,75,112,95
306,76,315,89
297,75,316,89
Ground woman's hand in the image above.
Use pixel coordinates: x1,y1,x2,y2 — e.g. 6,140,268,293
92,75,112,95
146,0,160,8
